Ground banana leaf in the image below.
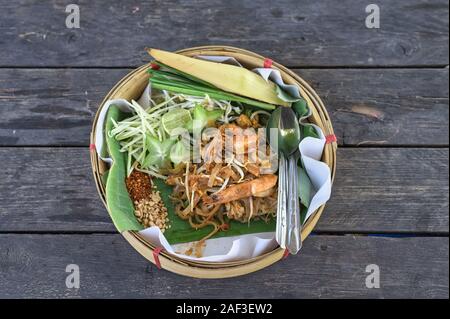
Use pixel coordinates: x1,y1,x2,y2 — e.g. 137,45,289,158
294,99,320,139
104,106,144,232
148,67,276,111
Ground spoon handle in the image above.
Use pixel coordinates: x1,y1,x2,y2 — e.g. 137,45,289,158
286,154,302,254
276,156,288,247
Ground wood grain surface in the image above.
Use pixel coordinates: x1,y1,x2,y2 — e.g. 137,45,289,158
0,0,448,67
0,68,448,146
0,234,447,298
0,148,447,233
0,0,448,298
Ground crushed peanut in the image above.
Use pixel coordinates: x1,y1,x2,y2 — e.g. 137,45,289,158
133,189,170,232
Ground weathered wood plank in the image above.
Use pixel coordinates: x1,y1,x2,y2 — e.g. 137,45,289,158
0,234,447,298
0,148,114,232
319,148,449,233
0,68,117,146
0,148,447,233
0,0,448,67
300,69,449,146
0,68,448,146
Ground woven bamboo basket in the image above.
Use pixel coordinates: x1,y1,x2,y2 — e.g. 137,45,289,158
90,46,337,278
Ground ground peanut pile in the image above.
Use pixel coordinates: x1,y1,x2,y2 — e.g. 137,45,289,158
134,191,170,232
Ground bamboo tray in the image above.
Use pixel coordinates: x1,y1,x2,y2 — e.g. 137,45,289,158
90,46,337,278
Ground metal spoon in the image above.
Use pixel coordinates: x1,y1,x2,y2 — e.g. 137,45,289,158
267,107,302,254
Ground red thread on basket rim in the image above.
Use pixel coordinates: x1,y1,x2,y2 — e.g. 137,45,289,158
152,247,164,269
283,249,290,259
150,63,160,70
325,134,337,144
89,143,96,151
263,58,273,68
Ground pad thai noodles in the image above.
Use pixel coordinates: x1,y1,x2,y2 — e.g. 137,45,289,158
111,90,279,241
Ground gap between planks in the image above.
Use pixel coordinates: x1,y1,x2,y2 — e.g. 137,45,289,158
0,65,448,70
0,230,447,237
0,145,448,149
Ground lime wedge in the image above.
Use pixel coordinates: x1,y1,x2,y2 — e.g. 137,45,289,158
161,108,192,135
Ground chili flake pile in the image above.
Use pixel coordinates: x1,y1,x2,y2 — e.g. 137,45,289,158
125,170,152,202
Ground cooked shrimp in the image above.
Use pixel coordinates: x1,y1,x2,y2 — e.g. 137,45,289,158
219,123,258,155
203,174,277,205
236,114,253,128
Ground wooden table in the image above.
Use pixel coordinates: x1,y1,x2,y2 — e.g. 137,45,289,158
0,0,448,298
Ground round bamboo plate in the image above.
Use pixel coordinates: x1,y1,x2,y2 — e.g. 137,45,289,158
90,46,337,278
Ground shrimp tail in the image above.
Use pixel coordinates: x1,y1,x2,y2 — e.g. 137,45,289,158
203,174,277,205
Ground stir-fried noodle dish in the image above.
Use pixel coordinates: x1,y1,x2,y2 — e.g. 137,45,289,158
111,91,279,241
